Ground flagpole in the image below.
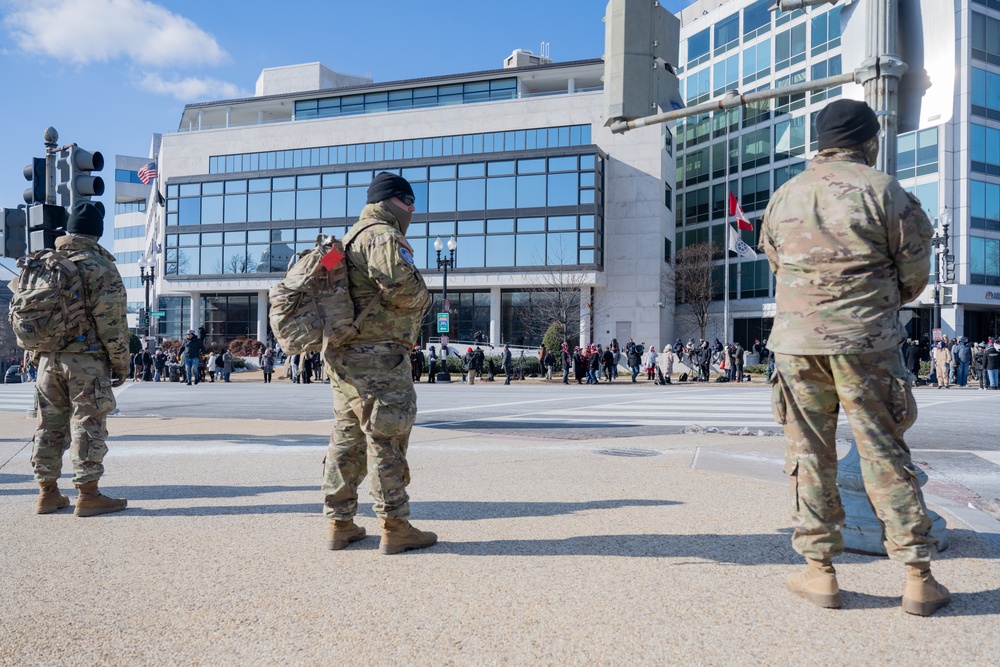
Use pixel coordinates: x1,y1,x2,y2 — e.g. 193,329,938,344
723,118,730,346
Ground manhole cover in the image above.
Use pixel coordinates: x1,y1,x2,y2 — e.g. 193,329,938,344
594,448,662,458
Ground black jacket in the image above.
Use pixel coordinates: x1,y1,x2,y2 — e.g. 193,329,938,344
180,336,204,360
985,346,1000,371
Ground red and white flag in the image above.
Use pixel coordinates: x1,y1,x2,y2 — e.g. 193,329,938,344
729,192,753,231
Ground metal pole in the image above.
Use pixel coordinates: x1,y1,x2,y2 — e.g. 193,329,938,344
862,0,905,175
143,267,152,338
610,72,857,134
43,127,58,205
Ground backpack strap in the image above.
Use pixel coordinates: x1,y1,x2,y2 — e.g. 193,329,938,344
339,219,396,331
60,249,101,347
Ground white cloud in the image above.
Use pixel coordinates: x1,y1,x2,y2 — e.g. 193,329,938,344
137,72,244,101
4,0,227,67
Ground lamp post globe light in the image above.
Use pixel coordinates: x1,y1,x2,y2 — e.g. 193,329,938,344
137,256,156,344
434,235,457,382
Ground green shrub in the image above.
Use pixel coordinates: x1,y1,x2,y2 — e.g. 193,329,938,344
542,322,566,354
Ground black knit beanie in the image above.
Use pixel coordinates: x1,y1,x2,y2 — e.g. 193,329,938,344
366,172,414,204
816,99,881,151
66,201,104,237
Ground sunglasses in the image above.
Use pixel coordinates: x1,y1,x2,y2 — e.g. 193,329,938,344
397,194,415,206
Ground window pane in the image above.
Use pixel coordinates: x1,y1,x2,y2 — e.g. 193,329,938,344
487,177,515,209
248,192,271,222
176,248,196,275
516,233,546,266
488,219,514,233
322,188,346,218
457,178,485,210
272,191,295,221
516,175,546,208
296,190,321,219
178,198,200,225
428,180,457,213
247,245,269,273
201,246,223,274
224,194,247,223
485,235,515,267
458,220,484,234
201,196,223,224
457,235,485,268
547,173,578,206
547,232,578,265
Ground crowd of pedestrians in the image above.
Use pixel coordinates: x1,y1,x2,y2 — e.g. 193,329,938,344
397,336,774,386
904,335,1000,390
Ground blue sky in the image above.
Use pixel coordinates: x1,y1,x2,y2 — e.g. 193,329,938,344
0,0,690,237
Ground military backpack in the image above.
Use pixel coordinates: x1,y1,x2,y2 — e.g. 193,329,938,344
268,221,386,356
8,248,92,352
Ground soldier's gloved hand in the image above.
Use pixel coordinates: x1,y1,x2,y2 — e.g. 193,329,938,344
111,370,128,388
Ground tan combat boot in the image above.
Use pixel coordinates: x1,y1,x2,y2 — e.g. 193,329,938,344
74,481,127,517
36,480,70,514
327,519,366,550
379,518,438,555
787,558,842,609
902,563,951,616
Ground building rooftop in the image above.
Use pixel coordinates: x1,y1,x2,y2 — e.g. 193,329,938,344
176,58,604,133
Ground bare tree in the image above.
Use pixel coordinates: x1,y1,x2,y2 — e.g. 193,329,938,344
523,236,586,348
215,252,251,274
671,242,719,341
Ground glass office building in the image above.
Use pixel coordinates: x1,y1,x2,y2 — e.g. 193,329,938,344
135,56,675,350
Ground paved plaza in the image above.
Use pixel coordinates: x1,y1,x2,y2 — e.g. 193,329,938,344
1,391,999,665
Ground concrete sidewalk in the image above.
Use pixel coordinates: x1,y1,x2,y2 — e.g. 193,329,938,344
1,412,998,666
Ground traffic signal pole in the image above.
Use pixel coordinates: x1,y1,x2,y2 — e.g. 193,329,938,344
609,70,858,134
860,0,905,177
44,127,58,205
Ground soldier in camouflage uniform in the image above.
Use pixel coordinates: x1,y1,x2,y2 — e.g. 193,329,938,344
321,172,436,555
761,100,949,616
31,202,130,517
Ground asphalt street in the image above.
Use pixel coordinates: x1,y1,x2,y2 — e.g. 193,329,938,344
2,376,997,517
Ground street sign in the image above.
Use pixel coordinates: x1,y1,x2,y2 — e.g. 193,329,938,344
443,298,450,311
437,312,449,333
149,310,165,317
932,327,942,342
840,0,955,132
440,334,449,346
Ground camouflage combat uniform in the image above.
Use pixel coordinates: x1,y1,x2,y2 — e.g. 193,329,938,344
31,235,130,485
322,203,430,520
760,147,937,564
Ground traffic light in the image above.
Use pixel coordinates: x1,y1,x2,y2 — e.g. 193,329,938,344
943,254,956,283
22,157,45,205
603,0,683,125
27,203,67,253
1,207,28,258
56,144,104,209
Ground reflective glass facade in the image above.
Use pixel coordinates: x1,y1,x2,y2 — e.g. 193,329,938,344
208,124,592,175
295,78,516,120
166,150,603,276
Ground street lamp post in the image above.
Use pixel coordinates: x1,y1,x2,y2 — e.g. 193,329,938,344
138,257,155,345
930,210,952,336
434,235,457,382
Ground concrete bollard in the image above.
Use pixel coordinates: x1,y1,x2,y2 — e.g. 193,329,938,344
837,441,948,556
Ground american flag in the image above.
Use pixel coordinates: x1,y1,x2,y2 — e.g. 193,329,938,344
138,161,157,185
